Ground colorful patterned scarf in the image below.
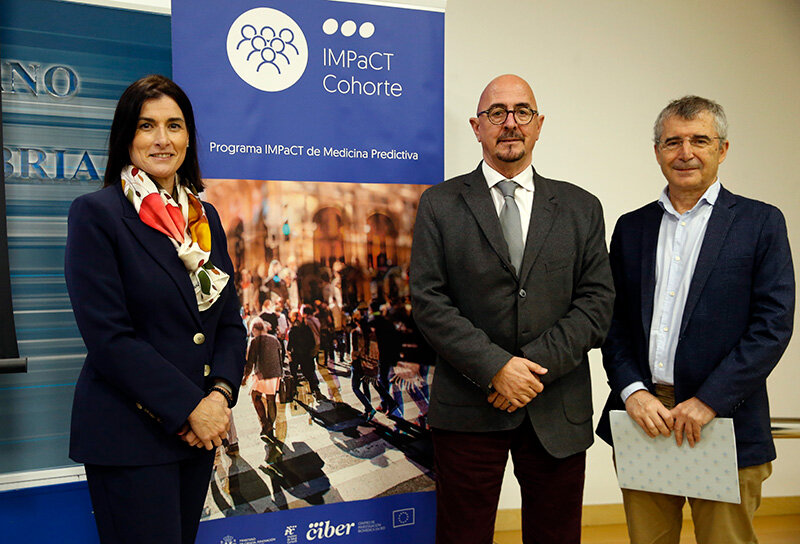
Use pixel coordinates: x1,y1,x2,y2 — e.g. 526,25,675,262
120,165,229,311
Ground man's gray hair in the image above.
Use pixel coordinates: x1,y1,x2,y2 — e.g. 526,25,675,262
653,95,728,144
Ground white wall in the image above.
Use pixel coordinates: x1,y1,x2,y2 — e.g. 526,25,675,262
66,0,800,506
443,0,800,507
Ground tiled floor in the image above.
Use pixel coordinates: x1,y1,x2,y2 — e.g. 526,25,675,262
203,361,435,518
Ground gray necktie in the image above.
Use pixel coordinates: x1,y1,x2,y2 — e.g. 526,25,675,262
497,180,524,274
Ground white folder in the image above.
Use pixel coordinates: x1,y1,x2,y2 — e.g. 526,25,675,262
610,410,740,504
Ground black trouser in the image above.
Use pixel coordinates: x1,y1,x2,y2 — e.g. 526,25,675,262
85,450,215,544
292,352,319,391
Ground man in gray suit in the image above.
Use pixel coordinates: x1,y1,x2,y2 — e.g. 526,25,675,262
410,74,614,544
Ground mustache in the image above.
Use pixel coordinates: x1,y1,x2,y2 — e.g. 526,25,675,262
672,158,701,169
497,129,524,140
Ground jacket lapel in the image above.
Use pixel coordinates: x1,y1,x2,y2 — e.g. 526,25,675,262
460,165,517,276
639,202,662,341
679,187,736,335
115,184,202,328
518,171,556,284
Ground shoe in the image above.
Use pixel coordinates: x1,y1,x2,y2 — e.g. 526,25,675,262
261,463,284,478
364,408,377,422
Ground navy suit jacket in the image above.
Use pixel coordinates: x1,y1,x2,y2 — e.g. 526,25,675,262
65,183,246,466
597,186,795,468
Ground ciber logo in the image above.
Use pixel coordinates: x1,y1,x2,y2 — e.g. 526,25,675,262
220,536,236,544
226,7,308,92
305,520,355,540
392,508,415,528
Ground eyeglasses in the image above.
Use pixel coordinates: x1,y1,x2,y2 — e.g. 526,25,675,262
657,136,725,152
477,106,538,125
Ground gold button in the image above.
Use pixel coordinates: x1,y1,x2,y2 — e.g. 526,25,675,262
203,364,211,377
135,402,143,410
193,333,206,345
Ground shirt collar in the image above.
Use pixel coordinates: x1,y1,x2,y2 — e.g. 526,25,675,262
658,179,721,218
482,162,535,193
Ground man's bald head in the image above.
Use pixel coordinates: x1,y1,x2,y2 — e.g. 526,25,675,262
476,74,537,114
469,74,544,178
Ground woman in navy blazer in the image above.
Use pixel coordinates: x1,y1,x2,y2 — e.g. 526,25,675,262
65,75,246,544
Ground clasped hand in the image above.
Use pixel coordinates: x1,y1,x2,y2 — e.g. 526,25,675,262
487,356,548,413
178,390,231,450
625,390,716,447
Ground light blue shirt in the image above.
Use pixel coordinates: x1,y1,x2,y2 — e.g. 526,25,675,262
620,181,721,402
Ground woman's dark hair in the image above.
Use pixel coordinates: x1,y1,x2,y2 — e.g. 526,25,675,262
104,74,203,192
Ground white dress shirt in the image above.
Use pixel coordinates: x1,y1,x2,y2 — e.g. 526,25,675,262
482,161,535,244
620,180,721,402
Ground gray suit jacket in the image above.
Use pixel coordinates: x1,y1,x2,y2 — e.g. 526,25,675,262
410,164,614,458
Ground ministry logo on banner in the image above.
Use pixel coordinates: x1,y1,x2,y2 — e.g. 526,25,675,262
226,8,308,92
172,0,444,185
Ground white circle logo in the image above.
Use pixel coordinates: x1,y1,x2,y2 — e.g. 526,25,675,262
226,8,308,92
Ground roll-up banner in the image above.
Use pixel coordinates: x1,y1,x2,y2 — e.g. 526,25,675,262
173,0,443,542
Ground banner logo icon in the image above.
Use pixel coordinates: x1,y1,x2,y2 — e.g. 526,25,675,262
226,8,308,92
392,508,415,528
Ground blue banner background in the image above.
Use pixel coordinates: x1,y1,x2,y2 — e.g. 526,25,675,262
0,482,434,544
172,0,443,184
197,491,435,544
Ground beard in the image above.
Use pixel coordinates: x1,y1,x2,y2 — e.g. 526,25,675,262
494,129,526,162
496,147,526,162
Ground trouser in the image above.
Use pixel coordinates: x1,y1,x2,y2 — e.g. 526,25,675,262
621,463,771,544
296,353,319,390
321,330,334,363
432,415,585,544
351,359,372,412
335,329,348,359
377,358,397,409
621,384,772,544
85,451,214,544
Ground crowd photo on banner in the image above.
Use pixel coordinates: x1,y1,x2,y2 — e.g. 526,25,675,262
199,178,436,518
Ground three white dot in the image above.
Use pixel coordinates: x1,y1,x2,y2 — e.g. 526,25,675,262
322,18,375,38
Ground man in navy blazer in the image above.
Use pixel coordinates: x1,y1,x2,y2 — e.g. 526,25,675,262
597,96,795,544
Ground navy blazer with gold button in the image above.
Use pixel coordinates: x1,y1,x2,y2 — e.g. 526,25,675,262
65,182,246,466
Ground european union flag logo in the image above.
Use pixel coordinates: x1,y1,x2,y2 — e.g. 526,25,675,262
392,508,415,528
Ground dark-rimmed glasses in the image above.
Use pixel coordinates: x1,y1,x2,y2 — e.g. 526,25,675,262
477,106,538,125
